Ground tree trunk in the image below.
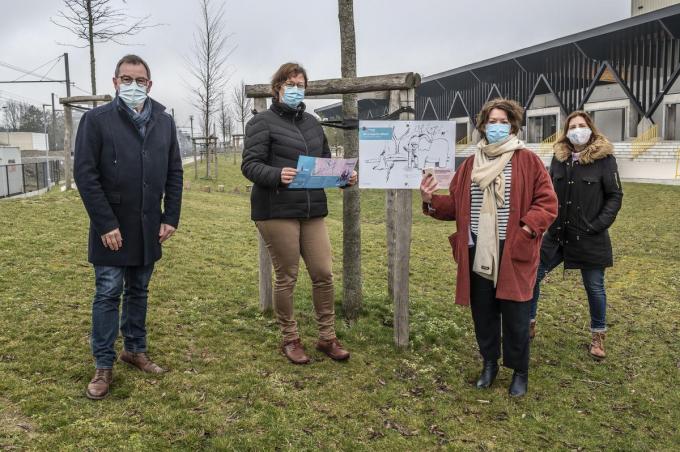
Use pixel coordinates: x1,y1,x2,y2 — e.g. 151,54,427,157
338,0,362,321
86,0,97,107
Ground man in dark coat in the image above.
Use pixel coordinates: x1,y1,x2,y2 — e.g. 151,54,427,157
74,54,183,400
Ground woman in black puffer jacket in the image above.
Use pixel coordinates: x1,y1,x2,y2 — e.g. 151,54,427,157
241,62,356,365
530,111,623,360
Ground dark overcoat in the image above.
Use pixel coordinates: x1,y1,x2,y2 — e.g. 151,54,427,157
74,97,183,266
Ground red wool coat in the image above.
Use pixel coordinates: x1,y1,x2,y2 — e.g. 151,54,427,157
425,149,558,306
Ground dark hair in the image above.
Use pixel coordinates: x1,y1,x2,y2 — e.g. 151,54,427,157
271,62,308,99
476,98,524,140
555,110,605,150
115,54,151,79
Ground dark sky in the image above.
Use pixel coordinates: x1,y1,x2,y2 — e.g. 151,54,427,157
0,0,630,131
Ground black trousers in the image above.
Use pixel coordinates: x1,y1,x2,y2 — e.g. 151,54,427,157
469,241,531,372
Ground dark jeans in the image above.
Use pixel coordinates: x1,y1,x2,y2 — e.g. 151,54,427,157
91,264,155,368
469,242,531,372
530,246,607,332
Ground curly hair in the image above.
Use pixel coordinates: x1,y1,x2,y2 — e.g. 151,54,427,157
475,98,524,140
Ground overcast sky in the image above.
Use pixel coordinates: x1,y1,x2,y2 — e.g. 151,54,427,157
1,0,630,131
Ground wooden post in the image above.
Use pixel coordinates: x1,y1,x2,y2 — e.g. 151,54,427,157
393,88,415,348
386,89,401,299
63,104,73,190
253,97,273,312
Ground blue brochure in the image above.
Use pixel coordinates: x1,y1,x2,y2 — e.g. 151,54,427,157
288,156,358,189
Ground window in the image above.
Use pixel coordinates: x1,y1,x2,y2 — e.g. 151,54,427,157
527,115,557,142
589,109,625,141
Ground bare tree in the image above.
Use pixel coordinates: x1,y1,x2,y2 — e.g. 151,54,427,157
218,94,235,163
338,0,362,320
3,100,28,131
231,80,252,136
187,0,235,141
52,0,158,97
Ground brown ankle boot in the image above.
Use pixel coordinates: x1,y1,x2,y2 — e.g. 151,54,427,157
86,368,113,400
282,339,310,364
119,350,166,374
589,332,606,359
316,338,350,361
529,319,537,340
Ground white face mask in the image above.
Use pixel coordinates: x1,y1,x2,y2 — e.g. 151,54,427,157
566,127,592,146
118,81,148,109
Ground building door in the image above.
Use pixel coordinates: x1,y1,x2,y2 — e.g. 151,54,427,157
527,115,557,142
665,103,680,140
589,108,625,141
455,122,468,143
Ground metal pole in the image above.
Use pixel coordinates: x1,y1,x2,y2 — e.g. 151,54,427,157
51,93,57,151
64,53,71,97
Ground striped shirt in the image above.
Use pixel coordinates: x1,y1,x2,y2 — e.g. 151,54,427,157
470,159,512,240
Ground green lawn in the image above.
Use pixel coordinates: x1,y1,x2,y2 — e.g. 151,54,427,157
1,156,679,450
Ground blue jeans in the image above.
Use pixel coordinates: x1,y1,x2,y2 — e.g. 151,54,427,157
530,249,607,332
91,264,155,368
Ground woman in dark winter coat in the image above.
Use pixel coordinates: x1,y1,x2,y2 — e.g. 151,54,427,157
241,62,356,365
530,111,623,359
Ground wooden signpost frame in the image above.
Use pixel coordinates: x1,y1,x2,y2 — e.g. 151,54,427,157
245,72,420,348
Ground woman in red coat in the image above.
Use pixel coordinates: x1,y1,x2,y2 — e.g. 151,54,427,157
420,98,557,396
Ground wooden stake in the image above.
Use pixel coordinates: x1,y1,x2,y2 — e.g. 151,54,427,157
253,97,273,313
393,88,415,348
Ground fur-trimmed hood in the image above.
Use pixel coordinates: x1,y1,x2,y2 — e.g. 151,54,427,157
554,136,614,165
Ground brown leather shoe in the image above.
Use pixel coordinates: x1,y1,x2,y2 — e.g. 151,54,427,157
282,339,310,364
119,350,166,374
316,338,350,361
529,319,537,340
86,368,113,400
589,332,606,359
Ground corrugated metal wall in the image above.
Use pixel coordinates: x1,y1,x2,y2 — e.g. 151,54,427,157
632,0,680,16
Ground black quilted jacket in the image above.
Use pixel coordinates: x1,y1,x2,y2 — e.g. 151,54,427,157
241,101,331,221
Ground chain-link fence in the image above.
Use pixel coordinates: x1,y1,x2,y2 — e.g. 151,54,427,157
0,160,63,198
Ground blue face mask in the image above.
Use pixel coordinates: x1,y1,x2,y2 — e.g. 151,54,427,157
118,81,148,109
282,86,304,108
486,123,511,144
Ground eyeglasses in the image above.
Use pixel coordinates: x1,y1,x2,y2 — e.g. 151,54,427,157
118,75,150,86
283,82,305,89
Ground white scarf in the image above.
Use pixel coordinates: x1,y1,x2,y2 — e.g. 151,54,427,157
471,135,525,286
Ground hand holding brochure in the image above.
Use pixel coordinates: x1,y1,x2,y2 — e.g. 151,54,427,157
288,156,358,189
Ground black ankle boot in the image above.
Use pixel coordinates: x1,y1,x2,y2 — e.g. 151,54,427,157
509,370,528,397
476,360,499,389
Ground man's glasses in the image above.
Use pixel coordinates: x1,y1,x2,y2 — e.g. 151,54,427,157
283,82,305,89
118,75,150,87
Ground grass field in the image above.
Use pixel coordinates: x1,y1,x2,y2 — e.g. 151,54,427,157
1,156,679,450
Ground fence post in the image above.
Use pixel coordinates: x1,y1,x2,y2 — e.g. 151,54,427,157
21,165,26,194
393,88,415,348
253,97,273,313
4,166,9,197
63,104,73,190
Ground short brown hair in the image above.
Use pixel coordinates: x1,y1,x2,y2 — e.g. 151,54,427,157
271,62,308,99
115,54,151,79
476,98,524,140
555,111,604,149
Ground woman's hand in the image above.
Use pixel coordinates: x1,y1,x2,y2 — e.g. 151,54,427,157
280,167,298,184
347,170,358,186
420,173,438,203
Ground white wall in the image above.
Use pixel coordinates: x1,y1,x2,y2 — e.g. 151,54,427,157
632,0,680,15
